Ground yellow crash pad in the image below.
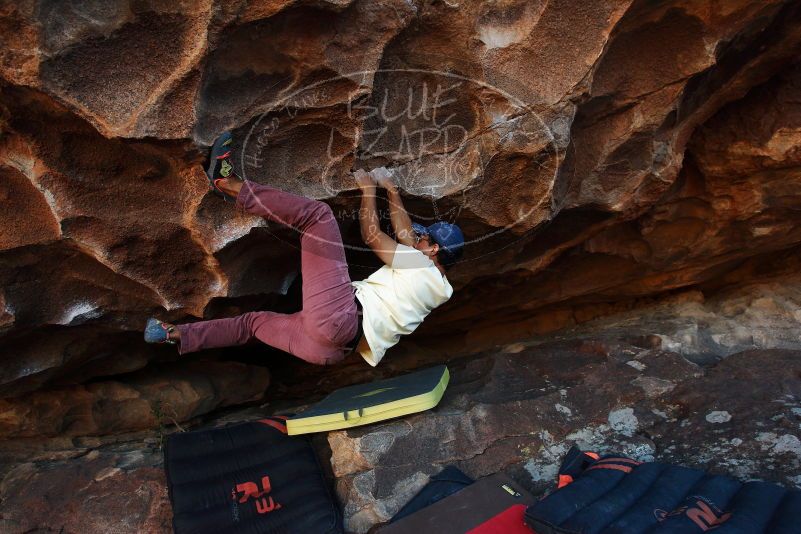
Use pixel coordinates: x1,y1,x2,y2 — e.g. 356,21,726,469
286,365,449,435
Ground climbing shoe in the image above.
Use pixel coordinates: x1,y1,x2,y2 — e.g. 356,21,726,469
206,131,238,202
144,317,177,345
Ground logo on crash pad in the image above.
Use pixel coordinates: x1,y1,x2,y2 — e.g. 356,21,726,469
354,387,397,398
655,497,731,531
231,475,282,520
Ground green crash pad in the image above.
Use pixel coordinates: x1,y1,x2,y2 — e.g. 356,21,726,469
286,365,449,435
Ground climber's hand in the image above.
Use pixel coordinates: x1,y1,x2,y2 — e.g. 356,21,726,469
370,167,396,192
354,169,375,192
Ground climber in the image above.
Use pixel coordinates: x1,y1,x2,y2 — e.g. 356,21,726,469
144,132,464,367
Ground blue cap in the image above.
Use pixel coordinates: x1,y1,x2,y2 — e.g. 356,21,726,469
411,221,465,266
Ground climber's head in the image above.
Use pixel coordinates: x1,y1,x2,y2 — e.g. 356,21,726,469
411,222,464,269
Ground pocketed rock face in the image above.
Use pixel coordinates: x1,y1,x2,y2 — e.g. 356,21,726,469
2,2,801,531
424,57,801,348
2,0,801,443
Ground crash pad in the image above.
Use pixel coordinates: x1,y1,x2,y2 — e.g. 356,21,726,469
286,365,449,435
525,446,801,534
164,416,342,534
390,465,474,523
379,473,536,534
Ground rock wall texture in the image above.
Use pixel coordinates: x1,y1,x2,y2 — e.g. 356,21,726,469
1,0,801,440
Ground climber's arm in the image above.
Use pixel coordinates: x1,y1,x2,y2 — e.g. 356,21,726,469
371,167,415,247
355,170,398,266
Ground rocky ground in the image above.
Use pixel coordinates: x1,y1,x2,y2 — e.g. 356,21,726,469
2,323,800,533
331,344,801,532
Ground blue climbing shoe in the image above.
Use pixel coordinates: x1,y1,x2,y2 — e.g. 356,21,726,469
144,317,176,345
206,131,238,202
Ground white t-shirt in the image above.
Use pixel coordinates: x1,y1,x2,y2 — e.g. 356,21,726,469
351,243,453,366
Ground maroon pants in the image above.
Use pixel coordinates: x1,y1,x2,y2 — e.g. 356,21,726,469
177,180,359,365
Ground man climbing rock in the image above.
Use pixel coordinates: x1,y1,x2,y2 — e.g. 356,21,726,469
145,132,464,367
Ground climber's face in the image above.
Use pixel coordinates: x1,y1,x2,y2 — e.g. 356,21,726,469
413,231,439,257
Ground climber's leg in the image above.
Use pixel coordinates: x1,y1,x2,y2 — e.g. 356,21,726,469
175,311,296,355
199,130,358,364
174,309,348,365
236,180,359,355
